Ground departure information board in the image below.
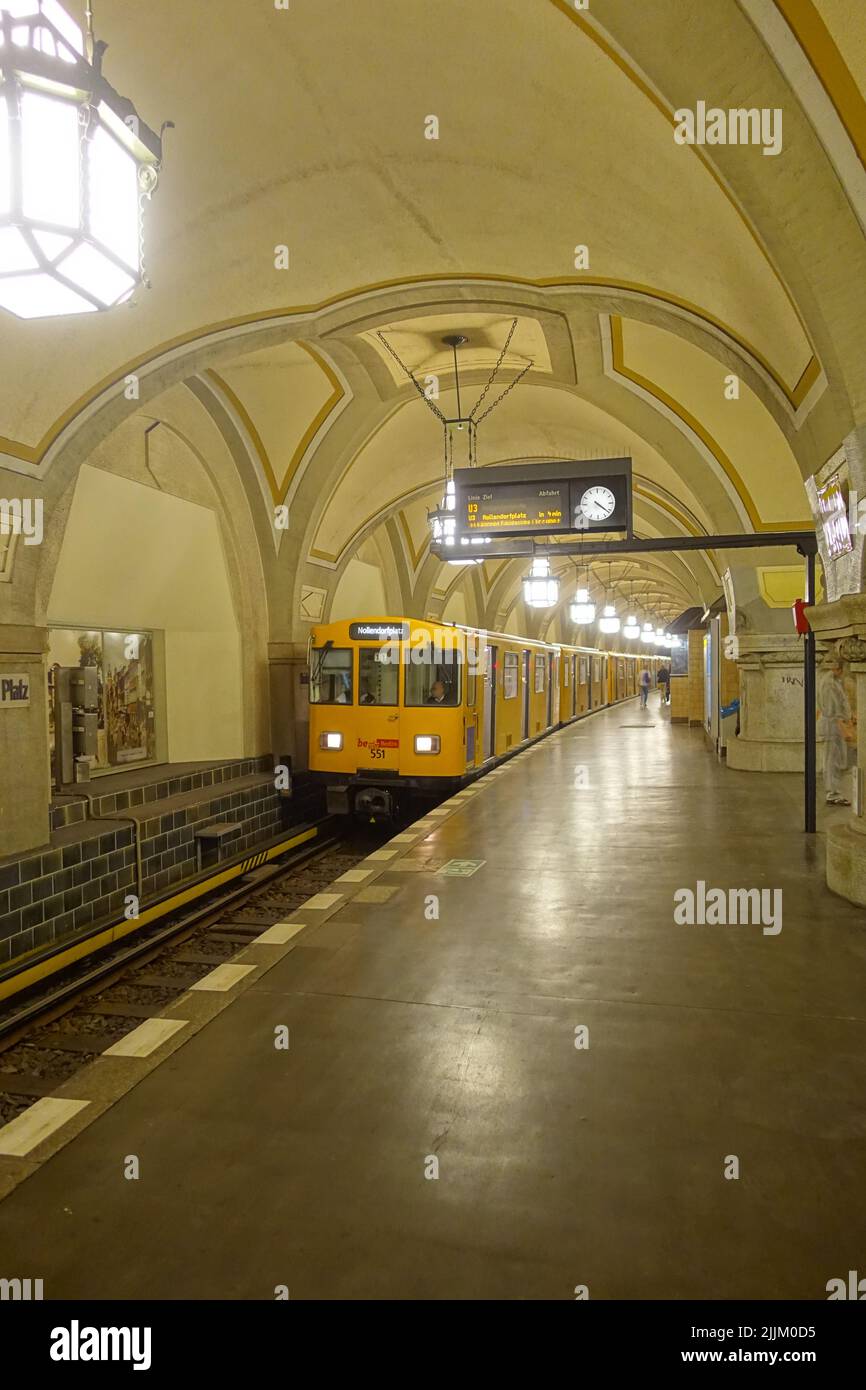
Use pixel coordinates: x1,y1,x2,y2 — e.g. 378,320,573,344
464,481,570,534
454,458,632,539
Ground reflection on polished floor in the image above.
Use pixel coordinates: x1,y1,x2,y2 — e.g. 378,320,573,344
1,700,865,1300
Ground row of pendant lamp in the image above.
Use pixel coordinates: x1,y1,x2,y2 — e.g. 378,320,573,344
432,496,678,644
522,559,679,646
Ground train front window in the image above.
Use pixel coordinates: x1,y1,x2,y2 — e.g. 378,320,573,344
310,647,353,704
404,648,460,706
358,646,399,705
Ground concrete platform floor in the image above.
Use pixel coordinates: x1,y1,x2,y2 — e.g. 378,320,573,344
2,699,865,1299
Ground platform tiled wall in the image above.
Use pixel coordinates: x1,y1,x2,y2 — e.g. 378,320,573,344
138,778,282,900
49,757,272,828
0,826,136,966
0,763,285,970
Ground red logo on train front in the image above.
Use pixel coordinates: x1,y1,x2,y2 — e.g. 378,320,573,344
357,737,399,749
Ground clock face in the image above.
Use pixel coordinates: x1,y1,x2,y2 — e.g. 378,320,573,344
579,485,616,522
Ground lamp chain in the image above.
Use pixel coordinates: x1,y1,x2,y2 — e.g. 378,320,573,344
473,359,533,426
468,317,518,419
138,188,150,290
376,332,447,424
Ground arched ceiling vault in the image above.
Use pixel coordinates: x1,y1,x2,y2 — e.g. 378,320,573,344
5,0,866,643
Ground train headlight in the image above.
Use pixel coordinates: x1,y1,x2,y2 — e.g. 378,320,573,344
414,735,441,754
320,732,343,750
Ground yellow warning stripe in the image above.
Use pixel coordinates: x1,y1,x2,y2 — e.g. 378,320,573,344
0,826,319,1004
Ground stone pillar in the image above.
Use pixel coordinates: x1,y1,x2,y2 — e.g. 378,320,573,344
806,598,866,905
726,634,807,772
0,625,51,858
669,675,689,723
687,629,704,725
268,641,310,774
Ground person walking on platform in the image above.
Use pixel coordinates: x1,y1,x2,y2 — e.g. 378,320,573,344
639,665,651,708
657,664,671,705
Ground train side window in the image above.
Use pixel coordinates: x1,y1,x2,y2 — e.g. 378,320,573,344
310,647,353,704
534,653,546,693
358,646,399,705
404,646,460,706
502,651,518,698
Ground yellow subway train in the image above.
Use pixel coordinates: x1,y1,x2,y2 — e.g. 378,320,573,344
308,617,660,818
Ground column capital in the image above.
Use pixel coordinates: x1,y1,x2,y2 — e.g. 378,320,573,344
808,593,866,642
0,624,48,657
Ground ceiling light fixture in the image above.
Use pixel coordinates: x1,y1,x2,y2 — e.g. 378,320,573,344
522,555,559,609
0,0,169,318
598,562,620,634
570,585,595,625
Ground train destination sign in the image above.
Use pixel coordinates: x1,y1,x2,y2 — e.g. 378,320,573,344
348,621,410,641
453,458,632,539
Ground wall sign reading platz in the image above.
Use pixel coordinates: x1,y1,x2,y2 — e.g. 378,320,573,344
453,458,632,538
348,621,410,641
0,673,30,708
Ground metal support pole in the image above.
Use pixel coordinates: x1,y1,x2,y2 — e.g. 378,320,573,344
804,550,817,833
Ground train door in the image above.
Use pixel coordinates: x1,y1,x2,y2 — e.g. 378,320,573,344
356,644,400,771
522,650,531,739
464,637,479,767
482,644,497,759
548,651,557,726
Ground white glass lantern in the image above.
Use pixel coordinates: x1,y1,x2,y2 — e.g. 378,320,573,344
598,604,620,635
569,585,595,625
641,622,654,643
0,1,163,317
523,556,559,609
623,615,640,638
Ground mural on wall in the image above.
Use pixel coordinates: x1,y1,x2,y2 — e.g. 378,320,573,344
48,627,157,769
817,641,858,807
103,632,156,765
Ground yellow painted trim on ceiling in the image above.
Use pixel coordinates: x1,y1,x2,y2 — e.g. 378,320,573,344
1,270,818,465
756,564,805,607
545,0,817,392
206,369,275,500
315,480,440,571
483,559,508,594
772,0,866,171
397,510,428,572
206,343,343,506
632,482,701,538
610,315,813,532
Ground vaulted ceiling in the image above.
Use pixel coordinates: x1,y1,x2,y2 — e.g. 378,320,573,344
4,0,866,640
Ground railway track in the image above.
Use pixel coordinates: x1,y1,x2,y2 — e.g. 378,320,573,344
0,820,383,1126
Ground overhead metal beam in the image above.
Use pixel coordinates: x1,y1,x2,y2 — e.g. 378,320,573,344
432,531,818,561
